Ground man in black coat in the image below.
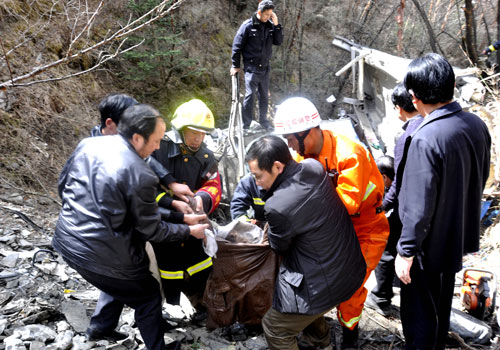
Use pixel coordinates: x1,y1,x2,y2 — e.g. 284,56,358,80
230,0,283,130
395,53,491,350
54,104,208,350
246,135,366,350
366,83,423,316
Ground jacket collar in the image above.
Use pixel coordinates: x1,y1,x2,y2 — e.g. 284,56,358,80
402,114,423,131
263,160,300,200
412,101,461,136
118,134,142,158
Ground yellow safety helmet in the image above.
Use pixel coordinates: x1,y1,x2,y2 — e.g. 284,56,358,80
171,99,215,133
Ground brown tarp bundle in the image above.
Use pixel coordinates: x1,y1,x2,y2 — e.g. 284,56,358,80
203,239,278,329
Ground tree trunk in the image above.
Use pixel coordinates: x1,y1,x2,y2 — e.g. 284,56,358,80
409,0,440,54
464,0,479,65
397,0,405,54
497,0,500,67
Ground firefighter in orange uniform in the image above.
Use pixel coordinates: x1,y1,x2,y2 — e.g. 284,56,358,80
274,97,389,349
151,99,221,316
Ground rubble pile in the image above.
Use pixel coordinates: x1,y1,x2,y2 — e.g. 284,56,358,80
0,191,271,350
1,186,499,350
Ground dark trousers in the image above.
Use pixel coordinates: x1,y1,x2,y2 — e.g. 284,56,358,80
371,209,402,304
74,265,165,350
242,65,270,128
400,262,455,350
262,307,332,350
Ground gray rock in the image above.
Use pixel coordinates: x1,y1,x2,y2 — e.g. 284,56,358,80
242,335,268,350
0,235,15,243
71,335,93,350
5,279,19,289
50,330,74,350
0,318,7,334
4,336,26,350
61,300,89,333
56,321,70,333
2,298,25,314
12,324,57,342
28,341,45,350
1,253,19,268
18,240,33,249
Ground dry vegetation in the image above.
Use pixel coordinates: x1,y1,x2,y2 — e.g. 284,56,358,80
0,0,499,200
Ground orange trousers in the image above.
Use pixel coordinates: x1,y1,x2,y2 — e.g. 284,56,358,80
337,212,389,329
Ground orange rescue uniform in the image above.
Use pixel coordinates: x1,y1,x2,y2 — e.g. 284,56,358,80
306,129,389,330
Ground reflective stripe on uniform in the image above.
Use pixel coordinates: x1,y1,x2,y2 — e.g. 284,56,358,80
159,269,184,280
489,45,496,52
186,257,213,276
362,181,376,202
338,309,362,329
253,197,265,205
156,192,167,202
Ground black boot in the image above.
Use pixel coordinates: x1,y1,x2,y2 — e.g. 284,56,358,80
341,324,359,350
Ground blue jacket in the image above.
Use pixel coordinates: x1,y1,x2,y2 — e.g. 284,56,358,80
383,115,424,211
264,159,365,315
230,174,267,221
397,102,490,272
231,13,283,70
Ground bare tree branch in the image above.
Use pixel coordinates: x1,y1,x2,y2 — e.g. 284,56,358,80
10,39,144,87
0,0,188,89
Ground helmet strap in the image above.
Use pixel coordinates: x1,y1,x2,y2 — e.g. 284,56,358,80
181,130,201,153
294,129,310,156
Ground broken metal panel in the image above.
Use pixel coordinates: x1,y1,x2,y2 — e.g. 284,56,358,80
333,36,485,159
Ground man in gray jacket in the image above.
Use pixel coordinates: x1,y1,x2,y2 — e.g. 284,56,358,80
246,135,366,350
53,104,208,350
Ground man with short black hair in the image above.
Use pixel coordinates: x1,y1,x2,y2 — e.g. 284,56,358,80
54,104,208,350
395,53,491,349
90,93,195,207
247,135,366,350
231,0,283,131
91,93,138,137
365,83,423,317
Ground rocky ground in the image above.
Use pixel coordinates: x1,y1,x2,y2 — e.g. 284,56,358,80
1,185,499,350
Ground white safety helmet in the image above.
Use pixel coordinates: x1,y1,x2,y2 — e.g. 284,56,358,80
273,97,321,134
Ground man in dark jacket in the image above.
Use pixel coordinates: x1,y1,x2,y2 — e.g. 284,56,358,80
230,0,283,130
246,135,366,350
395,53,491,350
151,99,221,320
54,104,208,350
91,93,195,206
230,173,267,225
366,83,423,316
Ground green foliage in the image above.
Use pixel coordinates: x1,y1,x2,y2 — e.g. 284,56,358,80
121,0,205,87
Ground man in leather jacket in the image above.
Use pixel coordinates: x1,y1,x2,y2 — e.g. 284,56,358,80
90,93,195,209
54,104,208,350
246,135,366,350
